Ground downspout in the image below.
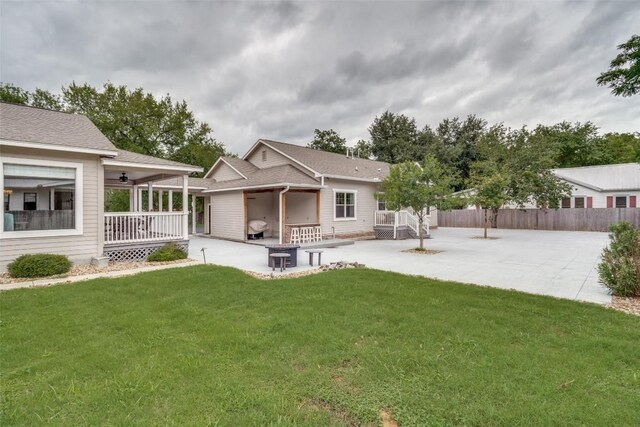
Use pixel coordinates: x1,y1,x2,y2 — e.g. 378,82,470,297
278,186,290,244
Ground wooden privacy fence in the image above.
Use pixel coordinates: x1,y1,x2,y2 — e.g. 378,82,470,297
438,208,640,232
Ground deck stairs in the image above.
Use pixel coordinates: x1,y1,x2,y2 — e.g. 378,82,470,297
373,210,430,240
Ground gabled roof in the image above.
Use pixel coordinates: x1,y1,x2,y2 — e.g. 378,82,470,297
203,156,259,179
202,164,321,193
244,139,390,182
103,149,202,173
552,163,640,191
0,102,118,155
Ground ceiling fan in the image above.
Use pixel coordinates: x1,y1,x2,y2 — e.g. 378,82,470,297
119,172,129,183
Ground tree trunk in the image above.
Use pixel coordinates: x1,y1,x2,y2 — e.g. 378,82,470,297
484,208,488,239
418,217,424,249
491,207,499,228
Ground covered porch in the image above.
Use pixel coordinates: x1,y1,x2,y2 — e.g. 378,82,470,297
101,153,204,261
244,187,322,244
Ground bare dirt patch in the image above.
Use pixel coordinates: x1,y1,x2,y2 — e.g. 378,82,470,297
302,398,368,426
401,248,444,255
0,259,192,285
380,409,399,427
609,296,640,316
472,236,500,240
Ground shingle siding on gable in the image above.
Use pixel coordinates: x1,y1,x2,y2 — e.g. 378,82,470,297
0,147,100,271
246,145,296,170
212,162,244,182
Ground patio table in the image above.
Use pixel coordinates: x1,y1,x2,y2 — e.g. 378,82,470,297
265,243,300,268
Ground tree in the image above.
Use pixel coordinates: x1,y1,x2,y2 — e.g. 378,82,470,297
597,34,640,97
380,156,456,249
368,111,420,163
353,139,372,159
0,82,230,177
307,129,347,154
468,165,510,239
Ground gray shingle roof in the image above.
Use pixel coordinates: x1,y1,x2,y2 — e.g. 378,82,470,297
204,164,320,192
0,102,117,153
552,163,640,191
153,176,216,189
256,139,390,181
111,149,202,171
221,156,259,177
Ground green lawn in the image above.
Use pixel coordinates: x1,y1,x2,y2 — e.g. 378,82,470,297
1,266,639,426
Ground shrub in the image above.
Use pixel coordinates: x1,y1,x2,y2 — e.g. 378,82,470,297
598,221,640,297
8,254,72,278
147,243,187,262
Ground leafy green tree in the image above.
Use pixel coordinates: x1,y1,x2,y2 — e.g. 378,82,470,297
381,156,457,249
468,165,510,239
597,34,640,97
421,115,487,190
368,111,420,163
354,139,372,159
0,82,229,177
528,122,611,167
603,132,640,162
307,129,347,154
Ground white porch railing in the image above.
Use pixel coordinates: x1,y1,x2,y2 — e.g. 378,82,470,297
374,210,430,239
104,212,185,244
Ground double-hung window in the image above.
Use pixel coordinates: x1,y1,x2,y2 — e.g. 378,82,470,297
615,196,628,208
1,158,83,237
334,190,356,220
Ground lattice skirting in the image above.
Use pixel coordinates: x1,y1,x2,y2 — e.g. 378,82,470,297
103,240,189,262
374,226,409,240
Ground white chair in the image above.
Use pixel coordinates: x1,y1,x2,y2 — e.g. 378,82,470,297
314,226,323,242
290,227,300,244
300,227,312,243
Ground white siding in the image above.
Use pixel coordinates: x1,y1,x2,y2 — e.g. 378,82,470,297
320,178,379,236
0,147,101,271
211,162,244,182
209,191,245,241
246,145,292,169
505,182,640,209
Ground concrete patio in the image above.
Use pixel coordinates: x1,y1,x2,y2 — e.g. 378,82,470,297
189,227,611,304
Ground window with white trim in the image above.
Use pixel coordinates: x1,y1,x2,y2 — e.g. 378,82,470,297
1,159,83,236
335,191,356,219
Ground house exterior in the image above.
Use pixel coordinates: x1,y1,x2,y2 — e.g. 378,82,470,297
198,139,399,243
552,163,639,209
0,102,203,271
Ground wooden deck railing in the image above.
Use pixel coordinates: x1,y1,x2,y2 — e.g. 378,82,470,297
374,210,430,238
104,212,185,244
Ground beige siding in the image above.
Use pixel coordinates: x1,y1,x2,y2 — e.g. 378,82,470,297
210,191,245,241
211,162,244,182
0,147,101,271
320,178,379,236
246,145,293,169
247,191,276,238
285,192,317,224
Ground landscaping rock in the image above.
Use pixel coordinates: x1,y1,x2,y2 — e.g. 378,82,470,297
319,261,366,271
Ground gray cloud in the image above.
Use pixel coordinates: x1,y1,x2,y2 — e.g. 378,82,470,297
1,0,638,155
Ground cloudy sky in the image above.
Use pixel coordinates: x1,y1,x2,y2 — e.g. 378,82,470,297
1,1,638,154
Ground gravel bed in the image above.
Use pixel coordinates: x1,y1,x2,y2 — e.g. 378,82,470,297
0,259,193,284
401,249,444,255
244,268,324,280
609,296,640,316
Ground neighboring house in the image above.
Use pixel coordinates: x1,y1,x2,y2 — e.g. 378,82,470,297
458,163,640,210
552,163,639,209
0,102,203,271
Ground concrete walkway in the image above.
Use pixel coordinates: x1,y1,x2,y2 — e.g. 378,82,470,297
189,228,611,304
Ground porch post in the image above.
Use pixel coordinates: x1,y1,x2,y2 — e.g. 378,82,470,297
50,188,55,210
168,190,173,212
191,195,196,234
182,175,189,239
148,183,154,212
137,186,143,211
133,185,139,212
129,188,134,212
158,190,163,212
